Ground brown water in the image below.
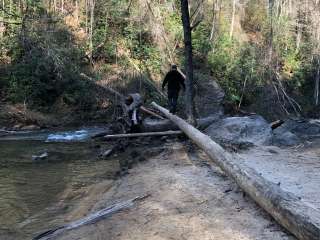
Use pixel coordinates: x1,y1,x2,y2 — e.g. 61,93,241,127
0,138,118,240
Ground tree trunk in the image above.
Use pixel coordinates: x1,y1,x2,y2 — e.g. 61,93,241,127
141,116,218,133
209,0,219,41
151,101,320,240
180,0,196,125
85,0,88,34
314,57,320,105
268,0,274,65
0,0,4,38
75,0,79,23
89,0,95,62
229,0,236,39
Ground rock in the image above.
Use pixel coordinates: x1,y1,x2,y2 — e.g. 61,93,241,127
32,152,48,161
272,131,300,146
194,75,225,117
269,118,320,146
205,115,272,146
197,113,223,129
21,125,40,131
274,119,320,139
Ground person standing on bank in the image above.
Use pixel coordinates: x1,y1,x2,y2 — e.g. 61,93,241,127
162,65,185,114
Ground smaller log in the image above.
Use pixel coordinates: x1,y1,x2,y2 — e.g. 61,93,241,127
91,131,112,139
270,120,284,130
104,131,183,139
140,106,165,120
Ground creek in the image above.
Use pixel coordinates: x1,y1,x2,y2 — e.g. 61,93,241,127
0,127,118,239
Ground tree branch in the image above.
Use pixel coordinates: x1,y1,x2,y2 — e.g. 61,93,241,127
190,17,203,30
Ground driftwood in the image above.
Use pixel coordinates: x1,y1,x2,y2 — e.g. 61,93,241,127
151,102,320,240
33,195,149,240
104,130,182,139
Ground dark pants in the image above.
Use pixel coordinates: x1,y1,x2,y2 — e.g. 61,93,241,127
128,109,141,133
168,90,179,114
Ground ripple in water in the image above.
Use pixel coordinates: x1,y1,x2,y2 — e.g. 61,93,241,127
46,130,89,142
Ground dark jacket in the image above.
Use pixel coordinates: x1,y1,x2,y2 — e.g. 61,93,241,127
162,70,185,93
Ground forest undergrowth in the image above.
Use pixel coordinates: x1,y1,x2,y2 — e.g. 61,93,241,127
1,0,320,125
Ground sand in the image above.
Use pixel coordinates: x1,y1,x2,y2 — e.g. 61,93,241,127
54,140,301,240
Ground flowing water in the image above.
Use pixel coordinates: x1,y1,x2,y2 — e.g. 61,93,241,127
0,127,119,240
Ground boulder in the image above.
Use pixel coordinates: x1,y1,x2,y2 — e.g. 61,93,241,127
274,119,320,138
269,118,320,146
272,131,300,146
194,75,225,117
205,115,272,146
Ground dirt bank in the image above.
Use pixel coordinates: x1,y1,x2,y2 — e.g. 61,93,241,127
46,138,299,240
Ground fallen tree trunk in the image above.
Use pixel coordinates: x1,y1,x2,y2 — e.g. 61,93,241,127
104,130,182,139
141,115,219,132
151,102,320,240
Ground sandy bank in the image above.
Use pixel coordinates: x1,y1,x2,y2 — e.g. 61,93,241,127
53,139,297,240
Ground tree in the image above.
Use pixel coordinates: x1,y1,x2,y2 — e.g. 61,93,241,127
229,0,236,39
180,0,196,125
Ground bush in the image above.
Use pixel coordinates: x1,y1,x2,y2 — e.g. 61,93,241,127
6,19,95,110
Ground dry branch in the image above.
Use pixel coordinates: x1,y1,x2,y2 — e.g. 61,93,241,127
151,101,320,240
33,195,149,240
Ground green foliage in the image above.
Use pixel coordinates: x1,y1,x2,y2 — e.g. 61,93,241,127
192,23,212,55
208,34,241,102
208,33,266,105
7,24,94,109
2,0,320,118
163,11,182,39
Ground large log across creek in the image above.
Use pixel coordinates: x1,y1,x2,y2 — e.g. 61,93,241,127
151,102,320,240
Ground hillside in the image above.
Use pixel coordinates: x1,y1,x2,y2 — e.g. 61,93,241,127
1,0,320,126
